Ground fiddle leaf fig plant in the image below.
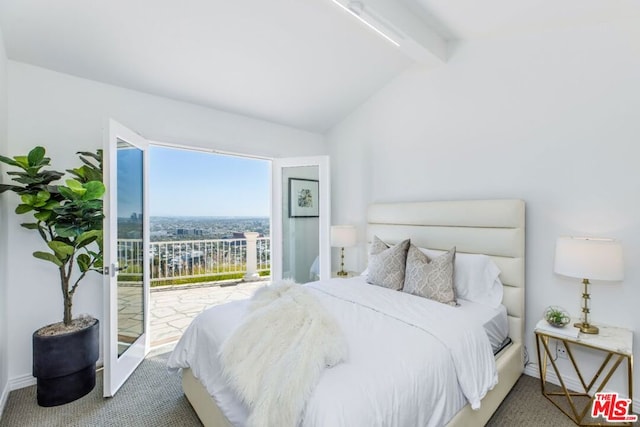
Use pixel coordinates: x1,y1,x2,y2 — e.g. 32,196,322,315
0,147,104,327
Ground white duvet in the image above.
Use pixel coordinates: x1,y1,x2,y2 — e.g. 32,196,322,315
168,277,498,427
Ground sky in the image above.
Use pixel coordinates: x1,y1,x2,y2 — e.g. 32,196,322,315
117,146,143,218
148,146,270,217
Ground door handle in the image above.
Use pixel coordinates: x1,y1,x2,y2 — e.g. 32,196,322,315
104,263,126,277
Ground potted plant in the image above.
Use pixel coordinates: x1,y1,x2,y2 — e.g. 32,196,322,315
544,306,570,328
0,146,104,406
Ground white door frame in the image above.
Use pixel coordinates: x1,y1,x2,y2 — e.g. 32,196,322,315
103,119,150,397
271,156,331,282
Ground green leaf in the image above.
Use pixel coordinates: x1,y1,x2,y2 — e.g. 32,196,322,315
31,191,51,208
93,257,104,269
39,170,64,182
34,211,51,222
36,225,48,241
27,147,46,166
83,168,102,183
13,156,29,168
15,204,33,214
65,179,86,195
0,154,23,168
82,181,105,200
76,230,102,247
68,167,86,180
79,199,103,210
36,190,50,203
12,175,42,185
33,251,63,267
48,241,74,257
68,163,101,183
54,224,82,238
26,166,43,176
42,200,60,210
77,151,102,162
77,253,91,272
58,186,79,200
0,184,23,194
20,223,40,230
20,194,35,205
77,236,97,249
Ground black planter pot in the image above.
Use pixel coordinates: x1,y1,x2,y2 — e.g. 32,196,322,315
32,318,99,407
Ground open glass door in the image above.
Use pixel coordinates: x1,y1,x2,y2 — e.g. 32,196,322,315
103,119,150,397
272,156,330,283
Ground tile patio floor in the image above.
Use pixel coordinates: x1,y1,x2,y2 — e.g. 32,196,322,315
149,279,268,348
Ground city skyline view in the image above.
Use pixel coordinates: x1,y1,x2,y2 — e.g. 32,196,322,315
119,214,270,241
149,216,269,241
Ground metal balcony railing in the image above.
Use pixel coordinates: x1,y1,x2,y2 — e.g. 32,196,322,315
117,235,270,285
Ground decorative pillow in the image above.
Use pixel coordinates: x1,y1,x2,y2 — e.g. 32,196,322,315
421,248,503,308
403,245,457,305
366,236,410,291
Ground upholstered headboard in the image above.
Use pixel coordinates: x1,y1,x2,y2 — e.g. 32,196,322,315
367,199,525,344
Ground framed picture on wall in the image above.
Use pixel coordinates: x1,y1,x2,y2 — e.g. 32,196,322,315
289,178,319,218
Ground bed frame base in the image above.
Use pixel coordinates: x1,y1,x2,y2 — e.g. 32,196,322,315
182,342,523,427
182,368,233,427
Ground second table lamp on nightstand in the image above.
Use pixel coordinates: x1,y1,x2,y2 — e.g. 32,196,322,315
331,225,357,277
554,236,624,334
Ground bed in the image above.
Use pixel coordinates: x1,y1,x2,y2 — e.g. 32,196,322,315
169,199,525,426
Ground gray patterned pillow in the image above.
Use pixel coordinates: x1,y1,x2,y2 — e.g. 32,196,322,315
366,236,410,291
403,244,457,306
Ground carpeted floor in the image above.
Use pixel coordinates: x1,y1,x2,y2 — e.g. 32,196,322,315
0,356,597,426
0,352,201,427
485,376,578,427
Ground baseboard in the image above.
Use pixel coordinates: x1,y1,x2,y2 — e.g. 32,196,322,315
0,380,9,419
9,373,36,391
524,364,640,409
0,373,36,417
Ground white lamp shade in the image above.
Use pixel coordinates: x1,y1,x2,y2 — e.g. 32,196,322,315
330,225,357,248
554,237,624,281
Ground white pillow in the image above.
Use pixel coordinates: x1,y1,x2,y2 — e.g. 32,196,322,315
366,236,410,291
359,238,403,277
404,245,457,306
421,248,503,308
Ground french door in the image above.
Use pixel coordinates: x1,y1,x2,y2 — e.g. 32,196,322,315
102,129,328,395
103,119,150,396
271,156,331,283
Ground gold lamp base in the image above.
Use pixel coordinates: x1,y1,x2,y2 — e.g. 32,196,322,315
336,246,348,277
575,278,599,334
574,322,599,334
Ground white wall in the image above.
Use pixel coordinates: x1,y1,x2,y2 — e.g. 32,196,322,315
328,20,640,399
6,61,326,385
0,23,10,414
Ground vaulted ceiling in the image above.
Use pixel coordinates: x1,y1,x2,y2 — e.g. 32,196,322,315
0,0,638,133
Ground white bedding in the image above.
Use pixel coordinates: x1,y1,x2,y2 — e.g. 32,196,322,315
168,277,498,427
456,299,509,353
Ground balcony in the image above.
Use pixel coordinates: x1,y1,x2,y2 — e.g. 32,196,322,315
118,235,270,285
117,234,270,347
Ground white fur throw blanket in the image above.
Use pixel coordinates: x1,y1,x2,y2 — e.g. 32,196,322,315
219,280,348,427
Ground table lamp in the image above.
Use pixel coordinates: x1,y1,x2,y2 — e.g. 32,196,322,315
330,225,357,276
553,236,623,334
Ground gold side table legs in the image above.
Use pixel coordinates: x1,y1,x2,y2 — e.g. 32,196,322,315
535,332,634,426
